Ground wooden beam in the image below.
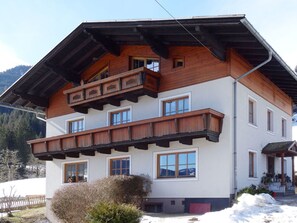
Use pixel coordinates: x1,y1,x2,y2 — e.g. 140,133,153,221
179,137,193,145
135,28,169,59
81,150,95,156
13,91,49,108
114,146,129,152
66,152,80,158
108,98,121,107
97,148,111,154
45,63,81,85
88,102,103,111
73,106,88,114
156,140,170,148
37,155,53,161
134,143,148,150
52,154,66,159
124,94,138,103
195,26,226,61
84,29,120,56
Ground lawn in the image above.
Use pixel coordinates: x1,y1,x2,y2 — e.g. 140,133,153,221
0,207,48,223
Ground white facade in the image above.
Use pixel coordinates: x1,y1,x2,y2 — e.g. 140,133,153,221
45,76,292,204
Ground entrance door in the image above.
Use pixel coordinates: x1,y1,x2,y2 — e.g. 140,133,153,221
267,156,275,175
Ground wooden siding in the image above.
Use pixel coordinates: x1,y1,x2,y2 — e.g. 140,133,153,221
230,50,292,115
29,109,224,159
46,46,292,118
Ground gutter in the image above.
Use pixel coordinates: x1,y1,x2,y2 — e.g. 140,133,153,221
0,103,46,122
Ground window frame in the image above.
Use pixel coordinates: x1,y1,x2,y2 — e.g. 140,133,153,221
108,156,131,176
66,117,85,134
248,151,257,178
248,97,257,126
88,65,109,82
130,57,160,72
154,148,198,181
107,106,132,126
266,108,274,132
159,93,191,117
63,161,88,184
173,57,185,69
281,117,287,138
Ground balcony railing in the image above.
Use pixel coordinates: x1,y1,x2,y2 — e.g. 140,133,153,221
63,67,161,113
28,109,224,160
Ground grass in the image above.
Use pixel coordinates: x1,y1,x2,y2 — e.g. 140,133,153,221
0,207,48,223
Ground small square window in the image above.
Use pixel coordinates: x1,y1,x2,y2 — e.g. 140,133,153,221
163,96,189,116
68,119,84,133
173,58,184,68
64,162,87,183
109,157,130,176
110,109,131,126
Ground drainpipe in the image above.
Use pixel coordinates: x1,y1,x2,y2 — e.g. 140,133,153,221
233,50,272,198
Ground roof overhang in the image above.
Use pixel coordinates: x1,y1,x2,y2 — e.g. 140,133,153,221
1,15,297,113
262,141,297,157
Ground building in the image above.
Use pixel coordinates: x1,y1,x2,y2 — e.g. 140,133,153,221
1,15,297,221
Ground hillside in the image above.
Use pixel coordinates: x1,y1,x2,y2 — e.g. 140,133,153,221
0,65,31,93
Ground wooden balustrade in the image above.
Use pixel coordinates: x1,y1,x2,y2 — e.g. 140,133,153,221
28,109,224,160
63,67,161,113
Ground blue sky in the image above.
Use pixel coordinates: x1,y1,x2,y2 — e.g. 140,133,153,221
0,0,296,72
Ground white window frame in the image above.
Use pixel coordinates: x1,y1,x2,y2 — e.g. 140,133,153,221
158,92,191,117
65,116,85,134
106,106,132,126
248,97,257,127
153,148,198,182
266,108,274,133
281,117,287,138
248,150,257,179
106,155,132,177
61,159,89,185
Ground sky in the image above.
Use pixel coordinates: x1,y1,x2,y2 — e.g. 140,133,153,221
0,0,296,72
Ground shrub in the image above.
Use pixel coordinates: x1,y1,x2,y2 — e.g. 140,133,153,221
86,202,142,223
51,175,151,223
237,184,273,199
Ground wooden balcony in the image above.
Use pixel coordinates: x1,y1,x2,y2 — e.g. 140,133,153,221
28,109,224,160
63,67,161,113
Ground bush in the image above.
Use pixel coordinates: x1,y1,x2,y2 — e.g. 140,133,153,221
51,175,151,223
237,184,273,199
86,202,142,223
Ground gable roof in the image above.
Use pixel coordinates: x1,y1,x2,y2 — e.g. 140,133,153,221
1,15,297,114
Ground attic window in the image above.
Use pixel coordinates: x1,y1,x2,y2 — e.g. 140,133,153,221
131,57,159,72
88,66,109,82
173,58,184,68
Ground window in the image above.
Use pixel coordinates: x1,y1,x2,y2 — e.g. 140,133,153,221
267,109,273,132
131,57,159,72
109,157,130,176
88,66,109,82
282,118,287,137
157,151,196,178
173,58,184,68
248,99,256,125
110,109,131,126
68,119,84,133
163,96,189,116
249,151,257,178
64,162,87,183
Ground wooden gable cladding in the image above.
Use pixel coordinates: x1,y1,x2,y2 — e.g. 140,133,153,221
29,108,224,160
46,45,229,118
230,50,292,115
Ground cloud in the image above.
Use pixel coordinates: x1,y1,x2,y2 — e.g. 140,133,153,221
0,42,28,72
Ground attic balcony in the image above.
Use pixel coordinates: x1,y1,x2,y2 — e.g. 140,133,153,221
28,109,224,160
63,67,161,113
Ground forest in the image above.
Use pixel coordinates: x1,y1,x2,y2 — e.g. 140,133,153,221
0,66,46,182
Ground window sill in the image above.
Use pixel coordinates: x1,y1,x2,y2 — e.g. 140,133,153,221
248,123,258,129
153,177,198,182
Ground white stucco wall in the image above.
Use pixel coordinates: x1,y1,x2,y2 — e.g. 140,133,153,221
45,76,293,202
235,81,293,190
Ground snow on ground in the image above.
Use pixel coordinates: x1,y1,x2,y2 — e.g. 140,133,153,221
0,178,45,197
141,193,297,223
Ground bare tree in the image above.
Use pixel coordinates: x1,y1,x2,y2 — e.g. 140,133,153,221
0,148,21,182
